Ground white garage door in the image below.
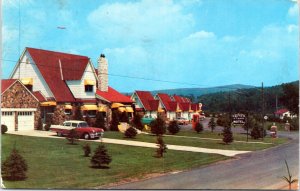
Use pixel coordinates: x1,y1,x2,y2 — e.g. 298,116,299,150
17,111,34,131
1,111,15,131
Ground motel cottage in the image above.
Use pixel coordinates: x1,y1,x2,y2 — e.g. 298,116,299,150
2,47,133,131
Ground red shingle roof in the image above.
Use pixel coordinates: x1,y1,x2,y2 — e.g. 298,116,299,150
275,109,289,115
32,91,47,102
157,93,177,112
1,79,17,93
191,103,199,111
179,102,190,111
173,95,191,111
27,47,90,102
96,87,133,103
135,91,158,111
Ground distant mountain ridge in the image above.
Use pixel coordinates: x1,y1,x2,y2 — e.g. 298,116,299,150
150,84,256,98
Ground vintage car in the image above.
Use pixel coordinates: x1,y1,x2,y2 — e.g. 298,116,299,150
175,117,189,125
50,120,104,140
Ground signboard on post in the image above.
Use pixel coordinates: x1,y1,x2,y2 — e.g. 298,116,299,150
232,113,246,125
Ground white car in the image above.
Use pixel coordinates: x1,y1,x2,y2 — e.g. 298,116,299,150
175,117,189,125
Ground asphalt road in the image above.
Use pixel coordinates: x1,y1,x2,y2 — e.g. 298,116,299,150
110,131,299,189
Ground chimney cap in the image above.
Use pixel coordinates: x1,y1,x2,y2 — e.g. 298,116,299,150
100,53,105,58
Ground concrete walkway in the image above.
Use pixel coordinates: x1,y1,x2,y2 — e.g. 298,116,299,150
7,130,251,157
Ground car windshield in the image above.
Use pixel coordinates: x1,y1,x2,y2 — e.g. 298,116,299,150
78,122,88,128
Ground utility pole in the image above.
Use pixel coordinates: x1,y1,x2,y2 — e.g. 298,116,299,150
262,82,265,141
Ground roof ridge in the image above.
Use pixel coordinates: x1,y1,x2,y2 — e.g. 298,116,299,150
26,47,89,58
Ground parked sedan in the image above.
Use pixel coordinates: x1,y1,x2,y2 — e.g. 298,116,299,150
176,117,189,125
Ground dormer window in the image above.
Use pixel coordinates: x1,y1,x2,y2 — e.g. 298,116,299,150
21,78,33,91
84,79,94,93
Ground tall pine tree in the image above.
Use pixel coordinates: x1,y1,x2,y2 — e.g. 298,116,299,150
110,110,120,131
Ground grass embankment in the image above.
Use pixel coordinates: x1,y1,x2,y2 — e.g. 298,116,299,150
2,134,228,189
104,131,288,151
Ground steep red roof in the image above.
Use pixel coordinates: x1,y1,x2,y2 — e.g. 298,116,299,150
191,103,199,111
135,91,158,111
32,91,47,102
96,87,133,103
1,79,17,93
275,109,289,115
26,47,90,102
172,95,191,111
179,102,190,111
149,100,159,111
157,93,177,112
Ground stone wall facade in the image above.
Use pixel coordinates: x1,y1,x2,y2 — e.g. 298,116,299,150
1,81,41,130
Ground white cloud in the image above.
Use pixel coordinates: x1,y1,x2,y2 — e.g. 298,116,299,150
2,25,18,44
288,3,298,17
87,0,194,45
185,31,215,40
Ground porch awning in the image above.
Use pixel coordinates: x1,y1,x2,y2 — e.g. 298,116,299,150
189,110,194,112
98,106,107,112
21,78,33,85
40,101,57,106
125,107,134,113
81,105,98,111
112,102,124,108
176,109,182,113
84,79,95,85
118,107,126,112
64,104,72,110
158,108,164,113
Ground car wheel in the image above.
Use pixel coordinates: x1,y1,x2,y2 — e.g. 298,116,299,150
84,133,90,140
57,132,62,137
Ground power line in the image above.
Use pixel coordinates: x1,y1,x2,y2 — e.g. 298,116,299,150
1,58,258,90
1,58,208,87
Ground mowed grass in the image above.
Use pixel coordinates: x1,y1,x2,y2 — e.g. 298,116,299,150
104,130,288,151
1,134,228,189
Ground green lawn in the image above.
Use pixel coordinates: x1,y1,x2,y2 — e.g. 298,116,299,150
104,130,288,151
2,134,228,189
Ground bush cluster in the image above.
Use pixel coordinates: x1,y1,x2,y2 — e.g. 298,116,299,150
1,125,8,134
124,127,137,138
167,120,180,135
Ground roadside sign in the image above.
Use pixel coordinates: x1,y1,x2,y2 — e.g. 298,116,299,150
232,113,246,125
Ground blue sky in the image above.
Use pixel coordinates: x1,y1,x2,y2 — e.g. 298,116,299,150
2,0,299,92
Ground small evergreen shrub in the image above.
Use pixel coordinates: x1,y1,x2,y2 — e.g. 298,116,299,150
91,144,112,168
66,129,79,144
208,117,216,132
150,116,166,135
1,125,8,134
44,124,51,131
250,123,266,139
195,122,203,133
1,147,28,180
222,126,233,144
167,120,180,135
124,127,137,138
156,135,167,158
83,143,91,157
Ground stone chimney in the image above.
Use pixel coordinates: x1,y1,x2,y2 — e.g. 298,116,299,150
98,53,108,92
